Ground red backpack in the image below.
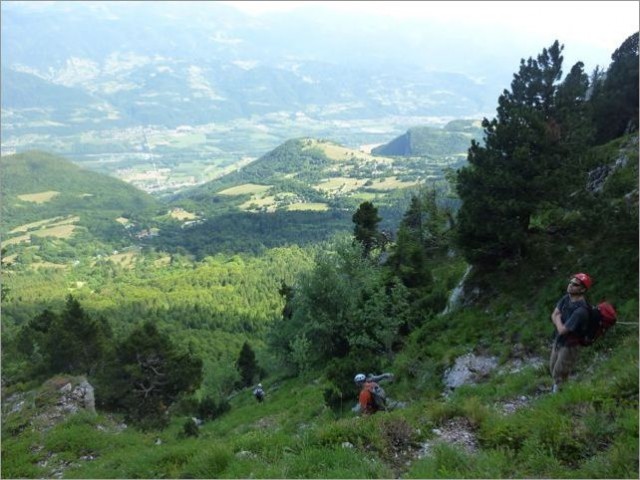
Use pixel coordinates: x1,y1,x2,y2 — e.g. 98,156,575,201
579,302,618,346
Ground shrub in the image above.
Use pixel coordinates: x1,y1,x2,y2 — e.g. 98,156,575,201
180,418,200,438
198,395,230,421
379,416,415,459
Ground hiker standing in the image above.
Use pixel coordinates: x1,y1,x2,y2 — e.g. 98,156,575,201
549,273,592,393
253,383,265,403
354,372,395,415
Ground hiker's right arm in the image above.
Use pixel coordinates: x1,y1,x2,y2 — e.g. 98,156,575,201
551,307,570,335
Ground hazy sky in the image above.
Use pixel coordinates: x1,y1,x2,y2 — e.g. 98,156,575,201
220,1,639,69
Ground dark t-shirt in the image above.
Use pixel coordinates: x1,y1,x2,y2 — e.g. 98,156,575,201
555,294,589,346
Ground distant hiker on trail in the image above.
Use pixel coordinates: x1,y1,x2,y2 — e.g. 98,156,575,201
253,383,265,403
353,372,404,415
549,273,592,393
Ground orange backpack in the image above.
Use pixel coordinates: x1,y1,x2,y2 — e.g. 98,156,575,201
363,381,387,411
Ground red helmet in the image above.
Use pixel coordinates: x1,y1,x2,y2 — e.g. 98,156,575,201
572,273,592,290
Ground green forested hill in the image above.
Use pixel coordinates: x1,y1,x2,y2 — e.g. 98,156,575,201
371,121,483,157
160,137,453,256
175,138,400,205
1,150,159,242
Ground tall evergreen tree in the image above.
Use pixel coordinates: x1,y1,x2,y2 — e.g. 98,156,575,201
279,281,295,321
44,296,112,376
386,189,452,332
456,41,591,266
352,201,382,258
16,308,57,376
235,341,259,387
554,61,594,155
101,321,203,430
591,31,639,144
389,195,432,290
421,188,452,252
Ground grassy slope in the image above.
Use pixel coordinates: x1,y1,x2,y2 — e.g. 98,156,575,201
4,328,636,478
2,136,637,478
1,151,159,242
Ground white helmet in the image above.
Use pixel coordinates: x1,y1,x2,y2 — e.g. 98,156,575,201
354,373,366,383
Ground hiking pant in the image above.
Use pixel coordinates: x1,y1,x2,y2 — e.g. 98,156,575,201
549,342,579,386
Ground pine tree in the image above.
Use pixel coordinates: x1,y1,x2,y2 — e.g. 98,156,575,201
389,195,433,290
279,281,295,320
235,341,259,388
102,321,203,430
352,201,382,258
43,296,112,376
592,32,639,144
456,41,591,266
16,308,57,375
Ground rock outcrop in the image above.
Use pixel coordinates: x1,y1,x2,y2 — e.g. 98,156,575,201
3,375,96,433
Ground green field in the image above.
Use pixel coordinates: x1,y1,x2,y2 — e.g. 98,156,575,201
17,191,60,203
286,202,329,211
218,184,272,196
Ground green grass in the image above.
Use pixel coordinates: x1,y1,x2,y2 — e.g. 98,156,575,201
1,430,48,479
17,190,60,203
405,443,515,479
218,183,272,196
3,306,637,479
286,202,330,211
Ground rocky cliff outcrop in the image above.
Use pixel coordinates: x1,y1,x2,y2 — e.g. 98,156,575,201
3,375,96,433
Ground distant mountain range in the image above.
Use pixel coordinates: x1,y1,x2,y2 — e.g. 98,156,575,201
1,61,492,137
1,1,507,140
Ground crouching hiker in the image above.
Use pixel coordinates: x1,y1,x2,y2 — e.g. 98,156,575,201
353,372,405,415
253,383,265,403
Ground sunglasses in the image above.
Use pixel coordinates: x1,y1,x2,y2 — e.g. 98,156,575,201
568,281,583,287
